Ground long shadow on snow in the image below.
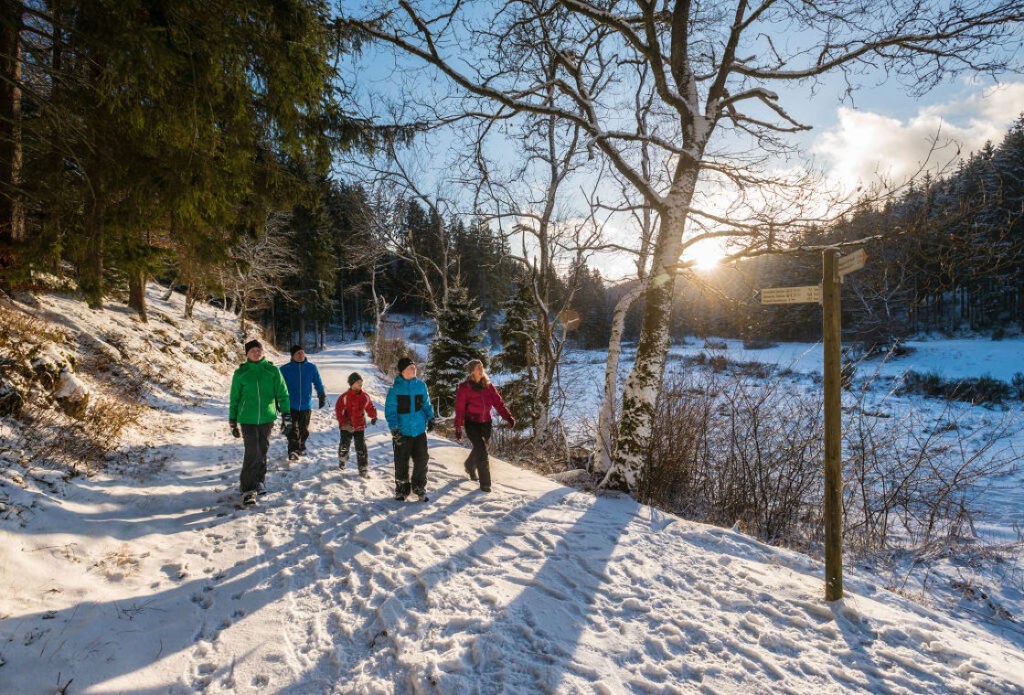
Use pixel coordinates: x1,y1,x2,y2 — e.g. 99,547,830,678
264,485,586,689
0,472,468,691
318,484,628,692
433,493,633,693
0,469,509,691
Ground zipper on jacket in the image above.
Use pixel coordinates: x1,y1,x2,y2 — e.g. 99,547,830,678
257,376,262,424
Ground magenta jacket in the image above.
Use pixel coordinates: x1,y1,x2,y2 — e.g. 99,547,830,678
454,379,513,428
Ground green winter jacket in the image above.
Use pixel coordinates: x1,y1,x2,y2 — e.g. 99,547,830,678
229,358,290,425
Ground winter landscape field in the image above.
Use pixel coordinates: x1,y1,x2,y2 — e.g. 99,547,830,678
2,287,1023,694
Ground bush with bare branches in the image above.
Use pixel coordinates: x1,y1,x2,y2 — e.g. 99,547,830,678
370,321,413,379
643,369,1023,557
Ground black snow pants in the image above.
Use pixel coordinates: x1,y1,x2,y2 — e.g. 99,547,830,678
286,409,312,455
240,422,274,493
393,432,428,496
338,429,368,470
464,421,493,491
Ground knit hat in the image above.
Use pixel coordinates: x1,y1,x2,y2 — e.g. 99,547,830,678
290,344,304,357
396,357,414,374
348,372,362,386
244,339,262,354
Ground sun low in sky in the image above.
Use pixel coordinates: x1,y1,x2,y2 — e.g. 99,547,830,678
683,238,726,271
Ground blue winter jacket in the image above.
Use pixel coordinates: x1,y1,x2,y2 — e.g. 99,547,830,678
279,359,326,411
385,376,434,437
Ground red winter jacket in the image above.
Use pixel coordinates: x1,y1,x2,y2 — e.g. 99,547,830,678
335,389,377,431
454,379,512,428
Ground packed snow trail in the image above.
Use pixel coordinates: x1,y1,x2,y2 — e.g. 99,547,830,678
2,343,1023,694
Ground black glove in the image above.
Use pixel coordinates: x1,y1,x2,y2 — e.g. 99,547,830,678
391,428,403,442
230,421,240,438
426,419,435,432
318,393,326,409
370,417,378,426
280,413,292,434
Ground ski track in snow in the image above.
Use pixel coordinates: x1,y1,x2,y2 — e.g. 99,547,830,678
2,344,1023,694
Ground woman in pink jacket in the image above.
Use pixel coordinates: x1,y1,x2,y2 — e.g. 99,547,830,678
454,359,515,492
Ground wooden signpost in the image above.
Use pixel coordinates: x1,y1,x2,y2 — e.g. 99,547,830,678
760,248,867,601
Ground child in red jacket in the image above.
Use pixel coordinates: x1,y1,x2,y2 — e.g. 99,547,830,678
335,372,377,477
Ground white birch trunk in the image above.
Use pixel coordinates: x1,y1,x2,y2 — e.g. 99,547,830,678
593,282,645,477
604,168,700,491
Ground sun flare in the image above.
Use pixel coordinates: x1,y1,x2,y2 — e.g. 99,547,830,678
684,240,725,271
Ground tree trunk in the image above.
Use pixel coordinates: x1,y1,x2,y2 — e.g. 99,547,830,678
268,298,276,345
0,0,24,257
184,287,195,318
604,171,698,491
161,275,177,301
340,294,347,340
593,282,645,477
80,192,105,310
534,377,552,446
128,268,147,322
238,296,247,333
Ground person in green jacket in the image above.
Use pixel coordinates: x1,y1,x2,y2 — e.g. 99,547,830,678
229,339,290,505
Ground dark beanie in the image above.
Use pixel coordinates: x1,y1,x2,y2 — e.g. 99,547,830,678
348,372,362,386
244,339,262,353
290,344,304,357
396,357,414,374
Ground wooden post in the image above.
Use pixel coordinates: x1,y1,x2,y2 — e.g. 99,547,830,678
822,249,843,601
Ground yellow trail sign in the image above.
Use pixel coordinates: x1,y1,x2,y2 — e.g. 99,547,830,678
760,285,822,305
838,249,867,276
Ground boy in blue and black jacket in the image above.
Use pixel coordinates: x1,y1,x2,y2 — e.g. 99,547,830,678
385,357,435,502
278,345,326,460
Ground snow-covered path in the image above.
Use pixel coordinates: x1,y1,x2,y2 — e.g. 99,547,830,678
2,344,1023,694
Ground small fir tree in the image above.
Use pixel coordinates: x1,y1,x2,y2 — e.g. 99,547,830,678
493,280,536,429
425,285,487,416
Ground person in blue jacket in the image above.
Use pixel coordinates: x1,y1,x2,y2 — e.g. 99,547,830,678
385,356,435,502
279,345,326,460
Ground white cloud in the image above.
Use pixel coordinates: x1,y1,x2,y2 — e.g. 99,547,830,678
813,82,1024,190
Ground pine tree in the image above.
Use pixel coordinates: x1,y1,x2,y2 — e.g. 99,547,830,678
493,279,536,429
425,285,486,416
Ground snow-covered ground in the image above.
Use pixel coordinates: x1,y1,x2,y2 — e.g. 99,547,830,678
3,321,1024,692
664,336,1024,382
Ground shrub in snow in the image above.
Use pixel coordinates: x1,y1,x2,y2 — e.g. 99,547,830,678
55,372,90,418
1013,372,1024,400
644,370,1021,552
900,370,1016,406
0,379,24,417
30,344,74,381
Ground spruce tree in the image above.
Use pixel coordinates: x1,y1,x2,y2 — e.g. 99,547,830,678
493,279,536,429
425,285,486,416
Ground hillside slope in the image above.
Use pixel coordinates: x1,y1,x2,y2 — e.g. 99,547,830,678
1,323,1022,692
